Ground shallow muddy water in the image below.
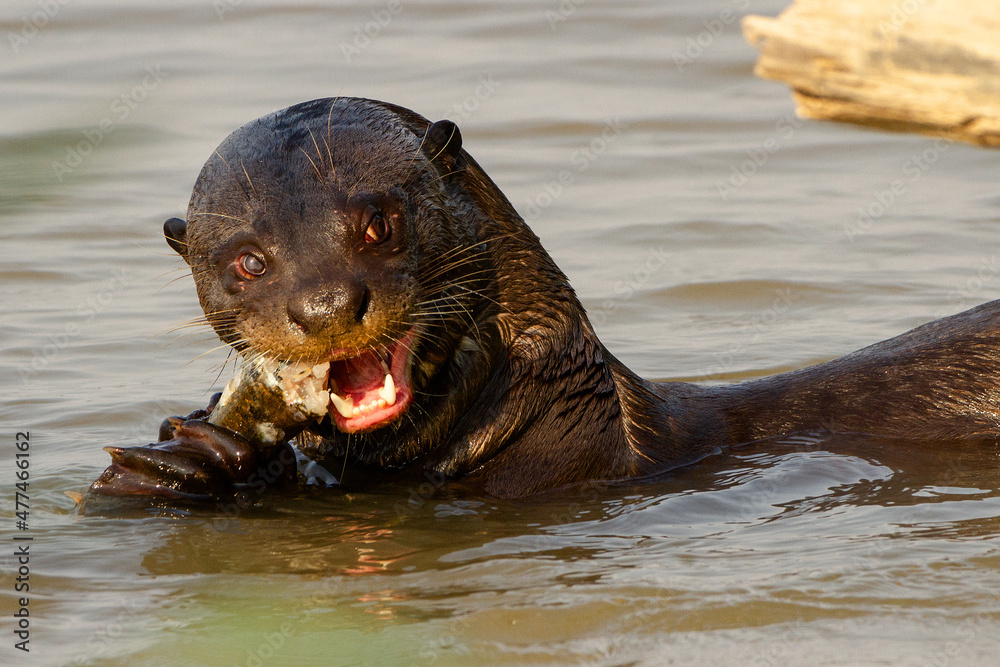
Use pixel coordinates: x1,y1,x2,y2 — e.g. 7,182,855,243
3,1,1000,665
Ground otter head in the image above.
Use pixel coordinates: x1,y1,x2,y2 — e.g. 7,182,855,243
163,98,491,440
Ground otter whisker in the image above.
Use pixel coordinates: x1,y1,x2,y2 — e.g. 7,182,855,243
154,266,192,279
238,345,281,371
155,320,219,336
413,281,486,300
417,263,494,287
412,309,481,341
410,309,477,321
411,388,451,399
415,236,515,280
240,158,258,199
299,147,323,181
419,242,495,266
150,312,241,338
409,302,477,317
381,320,453,347
204,347,239,384
323,135,334,178
403,162,464,192
185,341,243,365
307,127,329,176
196,211,253,225
185,270,218,290
410,293,481,316
340,431,353,483
151,333,225,353
156,274,197,292
212,149,254,203
416,278,496,302
448,283,504,310
200,306,244,316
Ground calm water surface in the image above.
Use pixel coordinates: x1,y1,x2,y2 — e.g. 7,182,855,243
3,1,1000,665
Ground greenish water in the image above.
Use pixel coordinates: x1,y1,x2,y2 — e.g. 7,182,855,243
3,1,1000,665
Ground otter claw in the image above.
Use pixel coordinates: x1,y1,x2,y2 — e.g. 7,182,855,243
157,393,222,442
157,416,186,442
103,442,221,483
88,418,295,505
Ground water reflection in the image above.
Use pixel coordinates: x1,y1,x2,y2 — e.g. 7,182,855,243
114,432,1000,584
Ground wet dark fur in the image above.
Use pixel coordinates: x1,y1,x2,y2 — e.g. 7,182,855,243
117,98,1000,500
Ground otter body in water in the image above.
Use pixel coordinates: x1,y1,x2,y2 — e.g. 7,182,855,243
91,98,1000,501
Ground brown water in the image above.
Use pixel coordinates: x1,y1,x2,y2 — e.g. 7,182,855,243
3,0,1000,665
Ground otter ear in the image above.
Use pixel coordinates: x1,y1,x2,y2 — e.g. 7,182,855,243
421,119,462,164
163,217,188,257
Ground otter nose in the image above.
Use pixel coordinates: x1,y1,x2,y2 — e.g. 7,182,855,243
286,276,369,336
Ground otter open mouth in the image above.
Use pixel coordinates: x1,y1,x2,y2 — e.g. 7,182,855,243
327,329,416,433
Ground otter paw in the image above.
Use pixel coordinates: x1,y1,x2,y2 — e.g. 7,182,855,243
88,419,297,503
157,392,222,441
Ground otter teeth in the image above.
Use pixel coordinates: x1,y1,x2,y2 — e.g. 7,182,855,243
379,373,396,406
330,373,397,419
330,391,355,419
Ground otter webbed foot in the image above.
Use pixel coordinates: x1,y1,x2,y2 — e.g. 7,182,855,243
88,418,297,504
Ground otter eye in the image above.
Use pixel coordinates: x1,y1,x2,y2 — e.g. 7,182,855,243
236,252,266,278
364,206,391,244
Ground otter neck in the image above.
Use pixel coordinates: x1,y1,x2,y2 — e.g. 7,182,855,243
433,216,697,495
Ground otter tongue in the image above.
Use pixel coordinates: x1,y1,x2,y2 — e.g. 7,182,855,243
330,350,386,397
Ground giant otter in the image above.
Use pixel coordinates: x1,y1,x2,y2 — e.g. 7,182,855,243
91,97,1000,502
